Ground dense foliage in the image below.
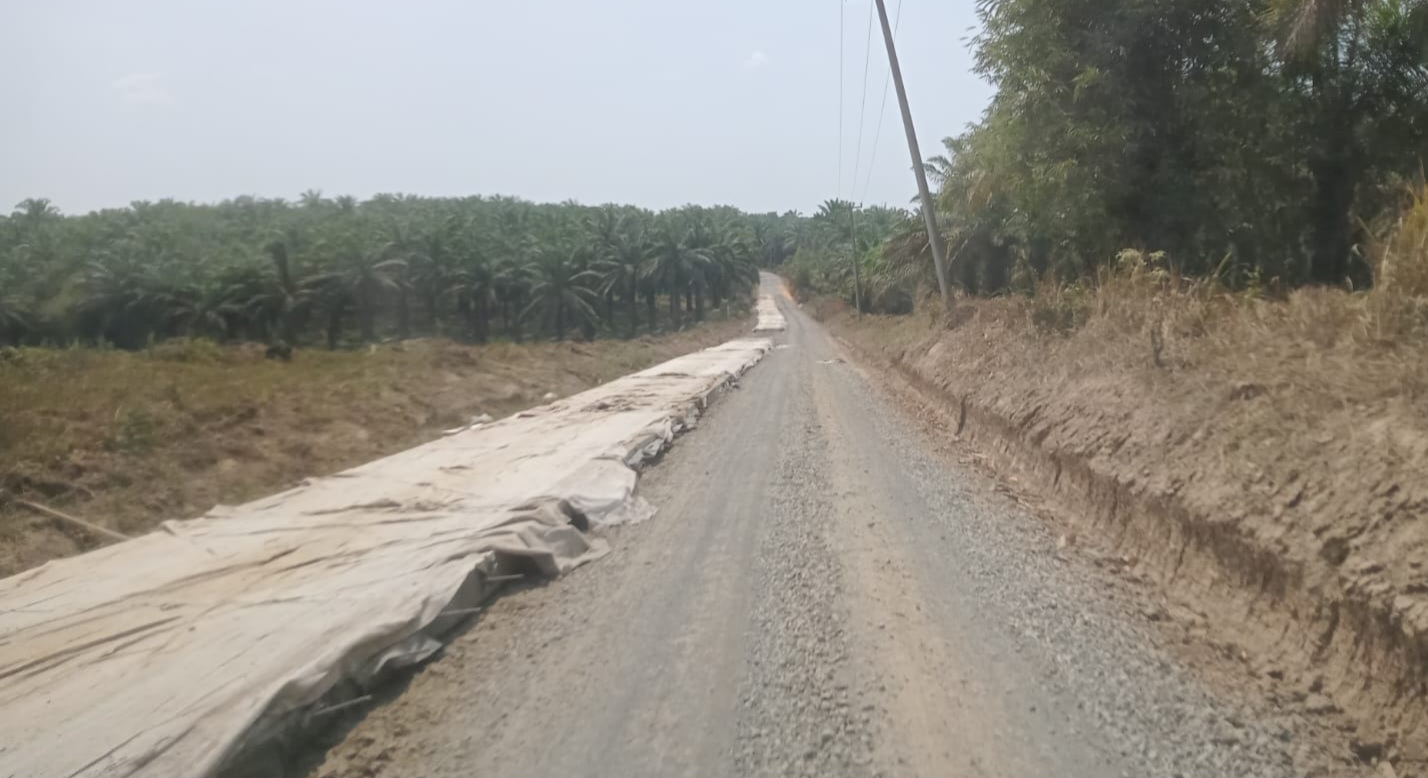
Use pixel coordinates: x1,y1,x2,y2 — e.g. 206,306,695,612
0,195,807,348
805,0,1428,310
781,200,916,312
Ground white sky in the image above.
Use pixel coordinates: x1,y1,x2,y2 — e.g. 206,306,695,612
1,0,992,215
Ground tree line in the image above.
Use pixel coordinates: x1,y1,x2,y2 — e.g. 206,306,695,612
0,194,809,349
781,200,914,312
797,0,1427,309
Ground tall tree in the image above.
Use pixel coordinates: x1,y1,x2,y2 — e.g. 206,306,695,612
304,245,406,346
596,220,651,338
523,247,600,341
1269,0,1428,284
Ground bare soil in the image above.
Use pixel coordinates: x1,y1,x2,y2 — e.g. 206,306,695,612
0,318,749,577
813,286,1428,777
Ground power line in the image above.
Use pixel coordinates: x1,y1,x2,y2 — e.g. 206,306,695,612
846,0,876,316
849,0,876,206
861,0,904,205
837,0,845,198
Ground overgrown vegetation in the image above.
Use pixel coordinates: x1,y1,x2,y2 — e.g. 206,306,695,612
780,200,916,313
797,0,1427,307
0,195,811,349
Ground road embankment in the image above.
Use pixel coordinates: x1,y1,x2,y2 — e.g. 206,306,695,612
816,290,1428,774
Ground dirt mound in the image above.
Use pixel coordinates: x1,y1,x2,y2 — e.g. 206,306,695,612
0,320,749,577
816,281,1428,775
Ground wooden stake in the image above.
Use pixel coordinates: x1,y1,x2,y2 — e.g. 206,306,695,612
4,493,130,544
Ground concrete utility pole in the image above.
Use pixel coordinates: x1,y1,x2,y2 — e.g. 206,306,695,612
850,207,863,317
874,0,952,306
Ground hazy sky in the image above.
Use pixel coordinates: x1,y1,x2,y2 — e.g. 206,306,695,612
2,1,992,216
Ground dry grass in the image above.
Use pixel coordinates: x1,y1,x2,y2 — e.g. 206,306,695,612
1007,193,1428,409
0,316,751,576
1366,184,1428,340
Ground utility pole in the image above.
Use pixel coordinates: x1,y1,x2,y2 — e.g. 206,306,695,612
850,206,863,317
874,0,952,307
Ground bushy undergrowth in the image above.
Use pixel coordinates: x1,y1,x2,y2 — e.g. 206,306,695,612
1018,186,1428,359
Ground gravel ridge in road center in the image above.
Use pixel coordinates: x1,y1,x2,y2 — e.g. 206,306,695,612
733,376,876,777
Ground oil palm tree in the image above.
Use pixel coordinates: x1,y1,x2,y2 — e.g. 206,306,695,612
705,233,760,312
298,189,325,210
164,283,245,341
0,193,841,347
492,238,537,342
595,222,650,337
237,236,312,345
523,246,599,341
12,198,59,224
406,217,466,335
0,295,32,345
646,226,710,329
303,245,406,347
79,259,168,348
449,253,499,344
679,222,721,322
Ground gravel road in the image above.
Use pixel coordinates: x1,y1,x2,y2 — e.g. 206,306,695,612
311,275,1305,778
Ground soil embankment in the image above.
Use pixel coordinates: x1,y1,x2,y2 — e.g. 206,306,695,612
815,288,1427,775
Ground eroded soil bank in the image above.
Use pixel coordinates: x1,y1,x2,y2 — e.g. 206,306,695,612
815,291,1427,777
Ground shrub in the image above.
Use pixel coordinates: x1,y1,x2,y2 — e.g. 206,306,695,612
1029,280,1091,334
1363,185,1428,341
147,338,229,364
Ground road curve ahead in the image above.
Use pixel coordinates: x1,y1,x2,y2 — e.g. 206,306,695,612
312,273,1297,778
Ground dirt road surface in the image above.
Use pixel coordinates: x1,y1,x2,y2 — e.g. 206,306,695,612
311,275,1305,778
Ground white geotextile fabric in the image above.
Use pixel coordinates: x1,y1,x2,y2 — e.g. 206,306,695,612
0,337,772,778
754,296,787,333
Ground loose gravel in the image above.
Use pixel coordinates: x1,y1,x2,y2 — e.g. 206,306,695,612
310,283,1337,778
733,384,875,777
816,342,1315,778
